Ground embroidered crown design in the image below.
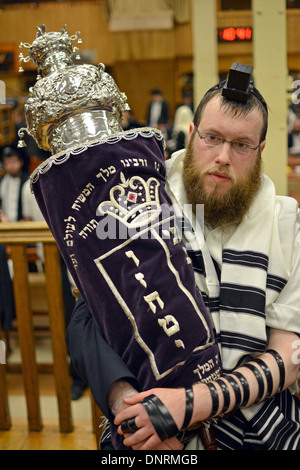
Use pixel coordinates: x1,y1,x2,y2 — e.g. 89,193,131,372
97,173,161,228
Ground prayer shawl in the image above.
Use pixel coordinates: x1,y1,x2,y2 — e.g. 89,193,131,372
166,149,300,450
30,129,220,450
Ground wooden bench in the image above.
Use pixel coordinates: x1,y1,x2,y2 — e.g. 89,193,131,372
0,221,72,433
0,221,105,448
288,155,300,204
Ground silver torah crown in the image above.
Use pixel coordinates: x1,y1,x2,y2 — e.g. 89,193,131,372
18,24,129,154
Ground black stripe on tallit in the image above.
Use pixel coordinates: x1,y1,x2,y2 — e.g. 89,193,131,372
219,330,267,354
186,249,206,276
201,291,220,313
266,273,287,293
213,390,300,449
219,282,266,318
222,249,269,271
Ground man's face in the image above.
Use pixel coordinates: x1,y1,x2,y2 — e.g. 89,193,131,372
183,95,266,227
3,155,23,177
152,93,162,102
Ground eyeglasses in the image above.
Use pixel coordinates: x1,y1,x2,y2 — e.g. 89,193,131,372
195,128,260,155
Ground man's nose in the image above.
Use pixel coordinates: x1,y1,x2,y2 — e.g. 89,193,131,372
215,141,232,165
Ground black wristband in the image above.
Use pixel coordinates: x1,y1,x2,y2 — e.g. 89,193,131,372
215,378,231,413
242,363,265,404
206,382,219,417
265,349,285,393
231,371,250,407
251,357,273,398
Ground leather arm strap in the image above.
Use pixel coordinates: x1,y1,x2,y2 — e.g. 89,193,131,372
141,388,194,442
142,394,179,441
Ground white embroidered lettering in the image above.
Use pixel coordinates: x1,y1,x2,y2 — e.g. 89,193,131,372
125,250,140,266
135,273,147,288
143,291,164,313
157,315,180,336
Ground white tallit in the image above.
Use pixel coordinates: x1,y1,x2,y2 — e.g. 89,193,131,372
166,149,300,449
165,149,300,373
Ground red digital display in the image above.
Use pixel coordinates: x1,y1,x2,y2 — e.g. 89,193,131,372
217,27,252,42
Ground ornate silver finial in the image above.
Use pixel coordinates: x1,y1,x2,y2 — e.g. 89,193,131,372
19,24,81,78
18,25,129,154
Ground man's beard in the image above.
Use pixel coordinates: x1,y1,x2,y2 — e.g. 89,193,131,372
183,142,262,229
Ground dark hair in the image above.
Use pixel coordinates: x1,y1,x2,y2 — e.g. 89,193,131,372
151,88,162,96
2,146,22,159
193,87,268,143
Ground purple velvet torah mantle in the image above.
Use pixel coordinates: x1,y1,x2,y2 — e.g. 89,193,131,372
31,129,221,447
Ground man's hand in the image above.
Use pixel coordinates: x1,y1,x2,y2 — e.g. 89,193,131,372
114,388,186,450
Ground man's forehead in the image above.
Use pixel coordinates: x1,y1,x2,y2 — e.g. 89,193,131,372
202,95,262,124
199,95,264,141
4,155,20,160
3,155,22,164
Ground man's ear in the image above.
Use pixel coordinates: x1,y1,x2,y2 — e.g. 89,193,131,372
188,122,195,144
260,140,266,153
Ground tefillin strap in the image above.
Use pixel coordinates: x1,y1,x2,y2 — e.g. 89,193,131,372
205,62,268,113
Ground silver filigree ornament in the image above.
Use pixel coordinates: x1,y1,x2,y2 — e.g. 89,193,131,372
18,24,129,154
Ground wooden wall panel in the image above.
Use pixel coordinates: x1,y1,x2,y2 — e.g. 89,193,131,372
110,30,176,61
216,10,253,72
112,59,176,122
217,10,252,27
1,3,300,123
1,4,300,67
286,10,300,69
174,23,193,58
286,9,300,53
0,1,113,66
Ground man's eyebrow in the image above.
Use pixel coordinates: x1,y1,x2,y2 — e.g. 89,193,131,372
201,128,255,143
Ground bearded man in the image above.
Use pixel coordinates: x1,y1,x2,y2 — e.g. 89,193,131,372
66,70,300,450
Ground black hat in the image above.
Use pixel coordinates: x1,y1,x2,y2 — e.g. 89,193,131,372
151,88,162,95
